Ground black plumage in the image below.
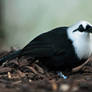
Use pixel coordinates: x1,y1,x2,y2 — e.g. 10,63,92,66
1,21,92,72
19,27,85,71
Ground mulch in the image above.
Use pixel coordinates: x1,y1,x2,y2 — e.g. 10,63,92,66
0,49,92,92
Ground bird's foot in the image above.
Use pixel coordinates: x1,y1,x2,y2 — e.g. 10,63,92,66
57,72,68,79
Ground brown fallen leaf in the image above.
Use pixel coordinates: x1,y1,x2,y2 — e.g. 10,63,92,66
17,70,25,78
0,67,12,74
34,64,45,74
72,55,92,72
12,80,22,85
25,66,38,74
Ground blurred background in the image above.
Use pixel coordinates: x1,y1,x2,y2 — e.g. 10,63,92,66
0,0,92,50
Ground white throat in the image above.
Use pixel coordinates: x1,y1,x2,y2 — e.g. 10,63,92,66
67,27,92,60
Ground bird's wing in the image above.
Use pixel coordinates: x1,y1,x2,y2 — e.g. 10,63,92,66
20,27,68,58
20,34,55,57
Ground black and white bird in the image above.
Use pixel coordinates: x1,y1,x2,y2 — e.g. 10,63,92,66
0,21,92,74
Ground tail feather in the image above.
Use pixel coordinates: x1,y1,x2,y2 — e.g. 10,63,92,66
0,50,21,65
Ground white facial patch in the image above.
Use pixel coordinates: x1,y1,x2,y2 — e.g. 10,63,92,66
67,21,92,59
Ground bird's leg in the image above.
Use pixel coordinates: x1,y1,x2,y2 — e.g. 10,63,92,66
57,72,68,79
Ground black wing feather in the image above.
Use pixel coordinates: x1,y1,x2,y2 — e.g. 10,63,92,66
20,27,69,58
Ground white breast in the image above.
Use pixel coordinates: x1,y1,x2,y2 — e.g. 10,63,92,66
67,27,92,60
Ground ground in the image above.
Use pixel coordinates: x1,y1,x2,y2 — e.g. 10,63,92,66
0,49,92,92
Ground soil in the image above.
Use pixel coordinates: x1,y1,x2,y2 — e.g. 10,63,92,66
0,49,92,92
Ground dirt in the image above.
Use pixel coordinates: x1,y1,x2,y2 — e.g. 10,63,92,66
0,49,92,92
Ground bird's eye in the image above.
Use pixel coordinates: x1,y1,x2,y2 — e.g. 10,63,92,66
78,24,84,32
73,25,84,32
86,25,91,30
73,24,91,33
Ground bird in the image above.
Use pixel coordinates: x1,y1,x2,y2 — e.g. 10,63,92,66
0,20,92,74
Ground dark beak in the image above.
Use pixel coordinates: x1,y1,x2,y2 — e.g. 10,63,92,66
73,29,78,32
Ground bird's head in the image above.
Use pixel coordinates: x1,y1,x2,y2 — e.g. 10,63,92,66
71,21,92,33
67,21,92,59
